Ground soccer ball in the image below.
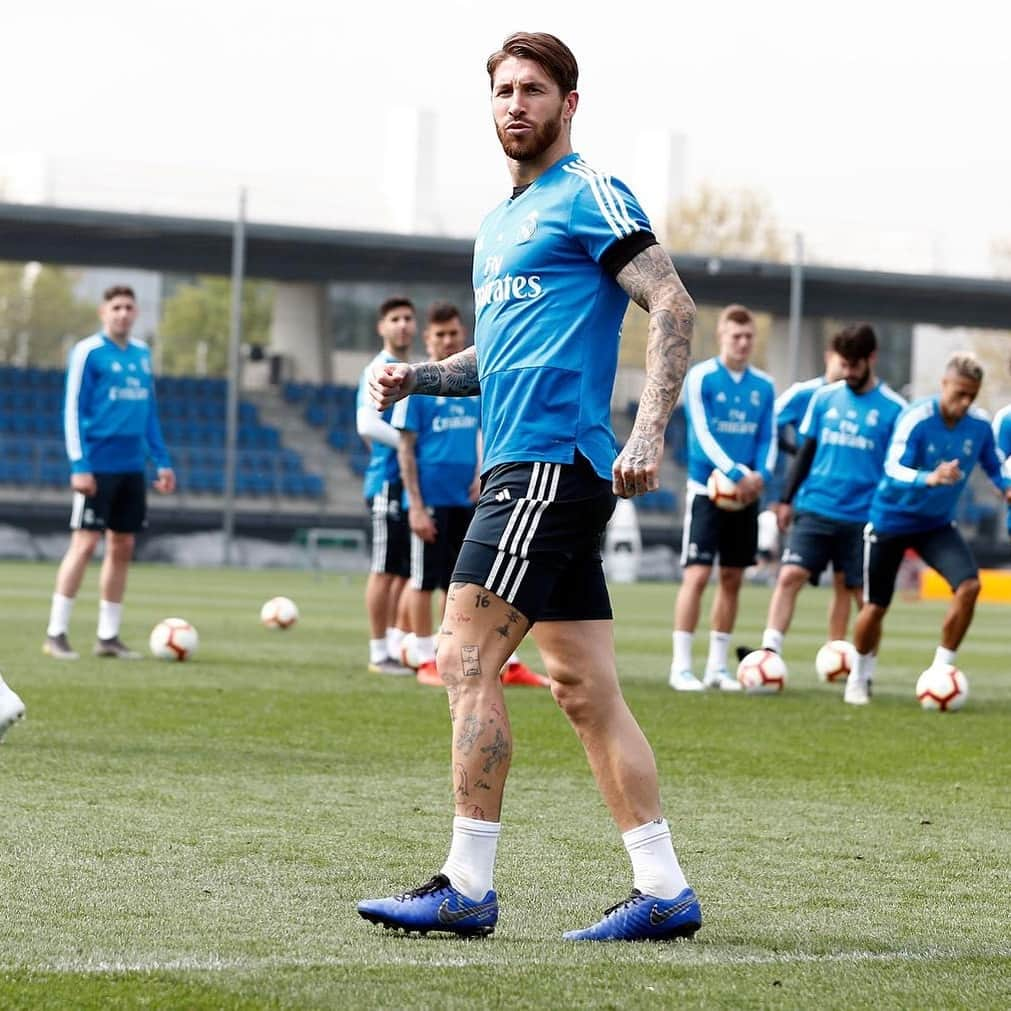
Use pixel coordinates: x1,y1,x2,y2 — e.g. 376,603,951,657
815,640,855,683
915,665,969,712
260,596,299,630
400,632,421,671
149,618,198,661
706,469,746,511
736,649,788,693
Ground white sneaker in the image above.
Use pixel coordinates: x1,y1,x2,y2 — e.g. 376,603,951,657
0,676,25,742
703,667,743,692
669,668,705,692
843,672,870,706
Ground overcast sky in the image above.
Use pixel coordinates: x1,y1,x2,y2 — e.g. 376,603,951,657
3,0,1010,277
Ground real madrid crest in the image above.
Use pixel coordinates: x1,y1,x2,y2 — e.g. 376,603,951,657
517,211,538,244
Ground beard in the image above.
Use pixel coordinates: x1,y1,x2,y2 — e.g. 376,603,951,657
496,111,563,162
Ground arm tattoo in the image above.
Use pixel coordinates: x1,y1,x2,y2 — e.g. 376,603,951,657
413,346,480,397
616,245,695,459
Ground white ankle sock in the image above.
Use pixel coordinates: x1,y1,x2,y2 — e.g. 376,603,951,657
761,628,784,653
854,651,873,682
706,631,732,673
622,818,688,899
506,652,520,665
97,600,122,640
386,626,405,658
933,646,957,668
866,653,878,681
369,638,387,664
672,631,693,673
441,815,501,901
47,594,75,637
414,635,436,664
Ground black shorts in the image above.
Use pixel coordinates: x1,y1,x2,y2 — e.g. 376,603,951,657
70,471,147,534
410,505,474,592
451,454,616,623
864,521,978,609
781,511,865,588
368,481,410,578
680,486,758,569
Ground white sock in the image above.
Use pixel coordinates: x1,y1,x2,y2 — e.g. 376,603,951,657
706,631,732,673
866,653,878,682
506,652,520,665
369,638,387,664
622,818,689,899
386,626,405,658
853,651,873,683
415,635,436,664
932,646,957,668
672,631,693,674
47,594,75,637
441,815,501,901
97,600,122,640
761,628,784,654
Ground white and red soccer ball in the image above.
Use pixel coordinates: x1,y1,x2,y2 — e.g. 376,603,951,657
260,596,299,630
736,649,788,693
915,665,969,712
149,618,199,661
815,640,855,683
706,469,747,512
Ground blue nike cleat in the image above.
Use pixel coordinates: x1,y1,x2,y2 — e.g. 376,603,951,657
563,887,702,941
357,873,498,937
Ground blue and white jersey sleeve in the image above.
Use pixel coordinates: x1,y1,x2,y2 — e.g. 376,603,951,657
976,419,1008,493
994,405,1011,480
143,372,171,470
883,402,932,487
776,377,822,441
562,161,652,263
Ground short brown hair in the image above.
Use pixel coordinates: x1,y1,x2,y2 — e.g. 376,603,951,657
103,285,136,302
378,296,415,321
427,301,461,325
718,304,754,328
487,32,578,94
832,323,877,361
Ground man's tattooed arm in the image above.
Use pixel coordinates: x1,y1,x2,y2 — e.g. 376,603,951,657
613,245,695,498
412,345,481,397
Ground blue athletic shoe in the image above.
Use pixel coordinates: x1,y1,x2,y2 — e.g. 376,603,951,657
563,887,701,941
357,874,498,937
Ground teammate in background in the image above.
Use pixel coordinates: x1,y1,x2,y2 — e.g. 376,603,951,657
0,674,25,742
846,352,1011,705
44,286,175,660
771,342,852,640
758,324,906,669
359,31,701,942
993,371,1011,540
670,304,776,692
356,297,416,676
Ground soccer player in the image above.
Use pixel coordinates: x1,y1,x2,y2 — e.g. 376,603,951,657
357,31,701,942
669,305,776,692
0,674,25,742
772,342,853,640
44,285,175,660
356,297,416,676
845,352,1011,705
758,324,906,667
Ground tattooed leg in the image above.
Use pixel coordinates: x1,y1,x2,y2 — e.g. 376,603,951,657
438,582,528,821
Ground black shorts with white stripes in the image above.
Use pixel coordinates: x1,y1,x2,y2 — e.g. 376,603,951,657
367,480,410,578
451,454,616,624
70,471,147,533
410,505,474,592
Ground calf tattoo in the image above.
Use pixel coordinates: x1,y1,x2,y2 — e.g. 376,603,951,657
456,713,483,754
481,728,509,774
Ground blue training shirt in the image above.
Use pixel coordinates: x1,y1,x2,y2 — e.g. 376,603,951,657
795,379,906,523
775,375,825,445
64,333,171,475
869,396,1009,534
992,404,1011,531
357,350,403,501
472,152,650,479
391,393,480,508
683,357,776,490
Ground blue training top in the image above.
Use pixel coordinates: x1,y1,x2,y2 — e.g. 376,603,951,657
471,152,650,480
64,333,171,475
357,350,403,501
391,393,480,508
795,379,907,523
869,396,1008,534
775,375,826,443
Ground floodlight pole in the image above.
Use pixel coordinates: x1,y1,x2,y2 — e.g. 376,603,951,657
786,231,804,385
222,187,247,566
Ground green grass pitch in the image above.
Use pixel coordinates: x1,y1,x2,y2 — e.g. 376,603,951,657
1,560,1008,1009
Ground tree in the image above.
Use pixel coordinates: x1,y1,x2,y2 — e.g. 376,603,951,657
0,262,97,366
158,277,273,375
